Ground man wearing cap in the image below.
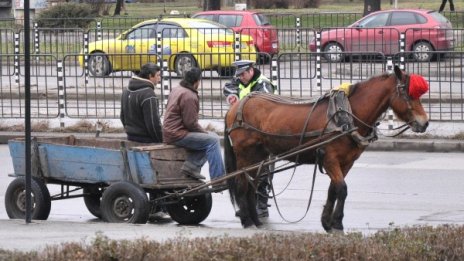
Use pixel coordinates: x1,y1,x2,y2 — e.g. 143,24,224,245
163,67,227,190
223,60,277,218
223,60,276,105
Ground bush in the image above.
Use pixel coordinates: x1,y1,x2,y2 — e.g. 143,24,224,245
35,3,97,29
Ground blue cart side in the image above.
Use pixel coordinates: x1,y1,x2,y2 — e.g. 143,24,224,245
8,136,203,189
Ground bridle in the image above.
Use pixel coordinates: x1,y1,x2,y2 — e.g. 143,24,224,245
386,72,415,137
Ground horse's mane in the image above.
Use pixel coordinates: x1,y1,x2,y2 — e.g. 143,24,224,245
348,72,392,98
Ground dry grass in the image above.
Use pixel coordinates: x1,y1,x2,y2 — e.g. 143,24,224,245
0,225,463,261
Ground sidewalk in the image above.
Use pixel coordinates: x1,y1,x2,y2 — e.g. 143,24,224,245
0,131,463,152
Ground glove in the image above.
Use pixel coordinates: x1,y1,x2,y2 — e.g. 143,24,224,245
226,94,239,105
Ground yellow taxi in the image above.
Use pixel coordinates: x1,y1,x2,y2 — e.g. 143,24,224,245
79,18,257,77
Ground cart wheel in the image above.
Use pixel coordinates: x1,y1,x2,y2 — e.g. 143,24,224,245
166,193,212,225
83,186,103,219
100,181,149,224
4,177,51,220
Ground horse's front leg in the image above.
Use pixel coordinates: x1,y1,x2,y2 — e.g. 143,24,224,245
321,153,350,232
321,181,337,232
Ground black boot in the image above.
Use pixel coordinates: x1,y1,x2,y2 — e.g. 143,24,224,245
256,175,271,218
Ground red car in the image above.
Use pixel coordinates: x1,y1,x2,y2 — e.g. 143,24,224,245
309,9,454,62
192,10,279,63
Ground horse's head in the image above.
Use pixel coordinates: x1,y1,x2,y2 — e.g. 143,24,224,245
390,66,429,133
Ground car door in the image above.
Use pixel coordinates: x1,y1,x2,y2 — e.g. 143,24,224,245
124,23,158,69
388,11,425,54
349,12,390,54
155,22,188,65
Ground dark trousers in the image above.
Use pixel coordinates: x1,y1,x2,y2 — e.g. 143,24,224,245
439,0,455,12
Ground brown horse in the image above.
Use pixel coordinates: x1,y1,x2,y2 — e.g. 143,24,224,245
224,66,429,231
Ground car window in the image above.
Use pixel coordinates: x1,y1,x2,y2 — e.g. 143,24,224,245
126,24,157,39
389,12,418,26
253,13,271,26
429,11,450,23
358,13,389,28
193,14,215,21
188,20,234,35
218,15,243,27
157,23,185,38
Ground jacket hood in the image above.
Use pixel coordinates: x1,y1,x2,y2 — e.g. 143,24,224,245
179,80,198,94
128,76,155,91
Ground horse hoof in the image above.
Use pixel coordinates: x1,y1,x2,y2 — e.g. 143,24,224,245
242,219,255,228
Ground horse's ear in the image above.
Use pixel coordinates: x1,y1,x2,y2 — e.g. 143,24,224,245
394,65,403,81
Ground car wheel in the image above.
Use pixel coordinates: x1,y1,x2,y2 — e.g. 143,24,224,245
412,42,434,62
323,42,344,62
88,52,111,77
175,54,197,77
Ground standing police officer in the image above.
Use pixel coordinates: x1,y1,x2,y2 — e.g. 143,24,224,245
223,60,277,218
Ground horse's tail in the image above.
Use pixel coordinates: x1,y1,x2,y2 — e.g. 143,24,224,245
224,115,238,208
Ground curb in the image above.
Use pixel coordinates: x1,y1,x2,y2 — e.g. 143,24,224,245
1,132,463,152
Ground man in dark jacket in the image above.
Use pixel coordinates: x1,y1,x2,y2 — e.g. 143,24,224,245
163,68,226,190
223,60,277,218
120,63,163,143
121,63,169,221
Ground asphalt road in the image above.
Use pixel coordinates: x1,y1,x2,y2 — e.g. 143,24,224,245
1,144,464,251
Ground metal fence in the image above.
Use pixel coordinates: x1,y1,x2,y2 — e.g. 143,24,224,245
1,50,463,123
1,13,464,125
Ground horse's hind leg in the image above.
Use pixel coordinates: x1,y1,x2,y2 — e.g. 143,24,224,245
246,187,262,227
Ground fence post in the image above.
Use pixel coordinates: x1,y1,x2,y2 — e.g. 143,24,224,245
315,30,322,94
96,21,102,41
234,32,241,61
83,32,89,85
399,32,405,70
386,57,394,130
57,60,65,129
296,17,301,52
271,57,279,94
156,32,169,109
14,32,20,85
34,22,39,56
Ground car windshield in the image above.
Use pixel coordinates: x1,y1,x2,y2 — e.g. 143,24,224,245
253,13,271,26
189,21,233,35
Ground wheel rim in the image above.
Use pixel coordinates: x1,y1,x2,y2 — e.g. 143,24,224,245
112,196,134,220
90,55,105,75
179,196,201,213
177,56,194,75
326,44,342,61
414,44,431,61
14,188,38,212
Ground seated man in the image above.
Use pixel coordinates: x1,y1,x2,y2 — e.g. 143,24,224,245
162,68,226,190
120,62,163,143
120,63,169,221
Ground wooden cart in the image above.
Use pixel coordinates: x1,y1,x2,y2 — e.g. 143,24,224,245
5,136,213,224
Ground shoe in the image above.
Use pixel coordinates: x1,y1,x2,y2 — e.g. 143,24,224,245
257,207,269,218
149,211,172,222
181,170,206,180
